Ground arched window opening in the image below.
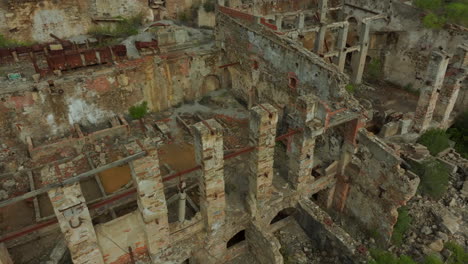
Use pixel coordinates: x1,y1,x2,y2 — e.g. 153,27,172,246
227,230,246,248
270,207,297,225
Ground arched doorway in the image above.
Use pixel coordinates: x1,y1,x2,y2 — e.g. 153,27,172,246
226,230,246,248
270,207,297,225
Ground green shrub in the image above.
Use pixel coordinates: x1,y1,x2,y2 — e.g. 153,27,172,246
129,101,148,119
368,249,417,264
447,112,468,159
417,129,451,156
392,207,412,246
88,14,142,38
411,159,450,200
345,84,356,93
0,34,35,48
445,241,468,264
446,2,468,25
423,254,443,264
422,13,446,29
203,0,216,12
414,0,443,11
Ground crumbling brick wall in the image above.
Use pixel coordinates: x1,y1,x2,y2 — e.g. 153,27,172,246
0,52,220,143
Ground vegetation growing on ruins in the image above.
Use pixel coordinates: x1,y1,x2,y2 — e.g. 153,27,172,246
0,34,34,48
369,242,467,264
129,101,148,120
367,58,383,81
203,0,216,12
346,84,356,93
444,241,468,264
417,129,450,156
88,14,143,38
410,159,450,200
447,112,468,158
414,0,468,28
391,207,412,246
369,249,417,264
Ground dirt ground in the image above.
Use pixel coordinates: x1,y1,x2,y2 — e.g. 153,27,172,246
98,165,132,194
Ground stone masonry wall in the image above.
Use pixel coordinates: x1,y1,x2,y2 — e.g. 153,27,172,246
216,10,351,108
344,130,420,241
343,0,468,112
0,52,219,145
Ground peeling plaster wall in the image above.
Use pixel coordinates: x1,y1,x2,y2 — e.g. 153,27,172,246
0,52,220,143
344,0,468,112
216,11,350,108
0,0,152,42
0,0,92,42
93,0,149,18
343,130,420,241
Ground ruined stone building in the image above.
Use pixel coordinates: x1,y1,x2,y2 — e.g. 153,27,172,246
0,0,467,263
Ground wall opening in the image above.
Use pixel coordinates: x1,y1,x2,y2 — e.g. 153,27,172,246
227,230,246,248
270,207,297,225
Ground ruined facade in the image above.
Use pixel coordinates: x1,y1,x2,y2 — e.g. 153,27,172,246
0,1,467,264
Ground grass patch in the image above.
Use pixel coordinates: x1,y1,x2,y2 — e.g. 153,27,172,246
129,101,148,120
410,159,450,200
447,112,468,159
445,241,468,264
367,58,383,81
345,84,357,93
423,254,443,264
0,34,35,48
369,248,417,264
391,207,412,246
88,14,143,38
417,129,451,156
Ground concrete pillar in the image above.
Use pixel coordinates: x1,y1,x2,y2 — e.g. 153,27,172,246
434,45,468,127
335,22,349,72
178,181,187,223
298,13,305,29
351,21,370,84
47,182,104,264
318,0,328,23
247,104,278,215
192,119,226,231
288,95,323,195
314,24,327,55
275,15,283,31
414,51,451,132
217,0,225,6
125,140,170,259
0,244,13,264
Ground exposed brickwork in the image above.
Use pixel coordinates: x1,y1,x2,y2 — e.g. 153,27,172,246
125,140,170,259
247,104,278,215
45,182,104,264
192,119,226,261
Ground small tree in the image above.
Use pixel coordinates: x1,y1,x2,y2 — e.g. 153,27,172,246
411,159,450,200
417,129,450,156
447,112,468,159
129,101,148,120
